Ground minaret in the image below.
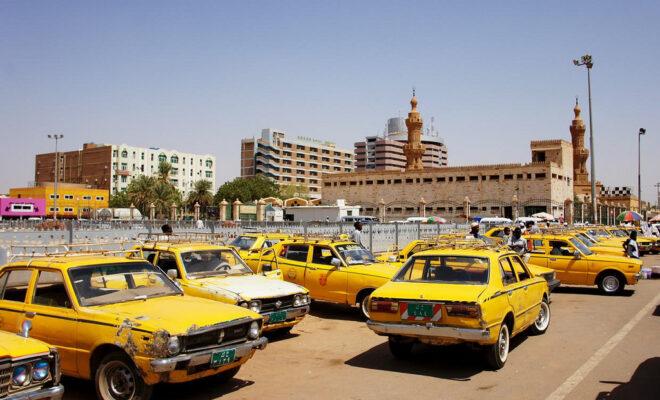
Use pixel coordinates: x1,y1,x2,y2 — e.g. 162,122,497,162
570,98,589,186
403,90,426,170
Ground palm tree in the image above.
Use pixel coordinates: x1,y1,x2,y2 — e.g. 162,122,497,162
157,161,172,183
127,175,157,215
187,180,213,210
152,180,180,219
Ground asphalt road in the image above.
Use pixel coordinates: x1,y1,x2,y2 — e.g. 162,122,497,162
63,254,660,400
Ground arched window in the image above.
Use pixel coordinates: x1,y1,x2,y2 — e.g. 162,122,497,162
121,149,128,158
205,159,213,168
158,153,166,163
170,155,179,164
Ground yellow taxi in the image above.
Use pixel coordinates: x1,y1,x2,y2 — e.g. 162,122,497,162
136,240,310,334
484,226,512,244
262,237,401,318
0,252,267,400
526,233,642,294
587,227,655,255
229,232,292,270
367,245,550,369
0,328,64,400
570,231,625,256
616,227,658,255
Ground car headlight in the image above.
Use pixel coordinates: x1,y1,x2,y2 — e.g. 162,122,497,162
249,300,261,313
248,321,259,340
167,336,181,356
239,301,249,308
31,360,50,381
293,295,302,307
12,365,30,387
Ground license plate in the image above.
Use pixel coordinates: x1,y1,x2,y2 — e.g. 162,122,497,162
210,349,236,368
268,310,287,323
405,302,434,318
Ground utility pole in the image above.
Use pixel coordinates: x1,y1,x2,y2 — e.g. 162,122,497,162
655,182,660,209
48,134,64,220
638,128,646,213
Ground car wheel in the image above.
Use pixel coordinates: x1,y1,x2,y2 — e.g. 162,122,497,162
212,366,241,384
598,273,624,295
388,336,414,359
485,323,509,370
529,298,550,335
357,290,374,320
95,351,153,400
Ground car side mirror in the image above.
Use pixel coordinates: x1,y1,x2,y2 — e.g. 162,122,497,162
167,269,179,280
19,320,32,338
331,258,341,268
573,251,581,259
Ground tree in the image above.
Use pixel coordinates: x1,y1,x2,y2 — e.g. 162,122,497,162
187,180,214,209
214,175,279,204
157,161,172,183
127,174,182,218
109,191,131,208
279,184,309,200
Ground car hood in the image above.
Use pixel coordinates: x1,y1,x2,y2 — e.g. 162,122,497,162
0,331,51,360
586,254,643,265
347,262,402,279
372,281,488,303
91,295,261,336
188,274,306,300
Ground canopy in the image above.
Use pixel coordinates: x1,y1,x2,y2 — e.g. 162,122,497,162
649,214,660,222
531,212,555,221
616,211,643,222
427,216,447,224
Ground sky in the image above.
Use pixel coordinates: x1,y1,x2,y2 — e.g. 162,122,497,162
1,0,659,204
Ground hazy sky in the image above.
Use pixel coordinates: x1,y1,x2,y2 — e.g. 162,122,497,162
1,1,659,204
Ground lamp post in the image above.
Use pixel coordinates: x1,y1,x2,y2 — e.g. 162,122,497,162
638,128,646,214
47,134,64,220
573,54,597,224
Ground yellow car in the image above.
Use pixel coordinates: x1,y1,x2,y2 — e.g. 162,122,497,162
0,253,267,400
0,328,64,400
136,241,310,334
229,232,292,270
616,227,658,255
263,237,401,318
526,234,642,294
367,246,550,369
586,227,654,255
571,231,625,256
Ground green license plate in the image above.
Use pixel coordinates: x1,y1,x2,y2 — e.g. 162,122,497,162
407,303,434,318
210,348,236,368
268,310,287,323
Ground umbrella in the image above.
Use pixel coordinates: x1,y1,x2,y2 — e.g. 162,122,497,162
427,216,447,224
616,211,643,222
650,214,660,222
532,212,555,221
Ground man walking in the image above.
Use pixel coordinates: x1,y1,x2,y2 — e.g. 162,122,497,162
351,221,364,246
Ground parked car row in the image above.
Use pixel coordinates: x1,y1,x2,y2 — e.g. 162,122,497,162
0,227,644,399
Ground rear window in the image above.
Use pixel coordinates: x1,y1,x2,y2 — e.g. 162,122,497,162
0,269,32,303
281,245,309,262
395,256,489,285
230,236,257,250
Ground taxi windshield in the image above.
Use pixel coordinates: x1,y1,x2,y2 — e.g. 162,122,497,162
395,255,489,285
610,229,628,237
576,233,596,247
570,238,593,255
589,229,612,238
230,236,257,250
335,244,376,265
69,262,181,306
181,249,253,277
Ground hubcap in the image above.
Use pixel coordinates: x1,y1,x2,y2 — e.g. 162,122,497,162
361,296,371,319
498,325,509,362
535,302,550,330
101,360,136,400
603,276,620,292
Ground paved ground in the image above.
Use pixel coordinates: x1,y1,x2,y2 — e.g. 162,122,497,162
63,254,660,400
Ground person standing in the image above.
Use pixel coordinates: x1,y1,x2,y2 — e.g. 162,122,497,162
351,221,364,246
507,227,528,255
466,222,482,239
624,230,640,259
501,226,511,245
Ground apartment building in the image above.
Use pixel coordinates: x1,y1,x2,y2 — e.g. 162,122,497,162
241,129,353,199
35,143,216,196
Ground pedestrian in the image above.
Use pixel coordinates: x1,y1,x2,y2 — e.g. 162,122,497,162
351,221,364,246
623,230,640,259
325,216,330,223
501,226,511,244
161,224,173,235
466,222,482,239
196,219,204,229
507,227,528,255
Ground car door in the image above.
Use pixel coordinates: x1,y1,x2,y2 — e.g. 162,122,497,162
509,255,542,328
0,268,31,333
276,244,309,287
304,245,348,303
526,239,548,267
24,269,79,375
498,257,528,332
548,240,588,285
155,251,180,278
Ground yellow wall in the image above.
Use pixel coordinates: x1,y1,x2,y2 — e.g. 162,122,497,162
10,185,109,218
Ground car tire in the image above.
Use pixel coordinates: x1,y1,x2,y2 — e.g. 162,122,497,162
212,366,241,384
598,272,624,295
357,290,374,320
388,336,413,359
95,351,153,400
529,298,550,335
485,323,509,370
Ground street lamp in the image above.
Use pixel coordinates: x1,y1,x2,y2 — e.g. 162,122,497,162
638,128,646,214
47,134,64,220
573,54,597,224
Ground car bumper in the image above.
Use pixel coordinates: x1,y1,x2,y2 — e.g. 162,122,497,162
262,305,309,330
547,278,561,292
7,385,64,400
150,336,268,373
366,320,491,341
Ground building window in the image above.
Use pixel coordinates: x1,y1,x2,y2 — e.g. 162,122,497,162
469,176,479,181
141,153,145,160
456,176,465,182
112,162,118,169
96,196,104,201
83,195,92,200
393,179,402,184
339,181,347,186
150,154,154,161
132,151,136,159
405,178,413,183
121,149,128,158
504,174,513,180
436,177,446,182
170,155,179,164
205,159,213,168
158,153,166,163
64,194,74,200
423,178,432,183
121,163,127,170
517,174,523,179
64,207,73,212
489,175,499,181
49,194,60,199
121,176,127,183
377,180,385,184
113,150,118,157
205,171,212,178
324,182,332,187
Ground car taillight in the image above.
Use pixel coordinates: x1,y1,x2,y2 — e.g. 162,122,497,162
370,299,399,313
445,303,481,318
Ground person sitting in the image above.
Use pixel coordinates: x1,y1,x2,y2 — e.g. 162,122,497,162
550,242,563,256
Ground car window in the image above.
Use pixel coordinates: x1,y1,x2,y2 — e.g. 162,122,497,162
548,240,572,256
156,252,178,273
262,239,281,248
181,250,252,277
499,258,517,286
281,245,309,262
311,246,335,265
33,270,72,308
0,269,32,303
229,236,257,250
141,250,157,265
509,256,531,281
395,256,489,285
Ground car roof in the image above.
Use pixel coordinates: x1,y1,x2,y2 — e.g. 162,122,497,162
413,247,516,258
137,241,229,252
3,254,146,271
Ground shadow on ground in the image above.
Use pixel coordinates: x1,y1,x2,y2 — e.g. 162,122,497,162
596,357,660,399
309,301,364,322
345,331,529,381
553,286,634,297
653,305,660,317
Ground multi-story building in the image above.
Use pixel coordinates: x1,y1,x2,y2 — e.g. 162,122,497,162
354,117,448,171
35,143,216,197
241,129,353,199
10,182,109,219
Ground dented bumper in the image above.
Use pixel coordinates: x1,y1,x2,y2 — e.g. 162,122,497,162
7,385,64,400
262,305,309,331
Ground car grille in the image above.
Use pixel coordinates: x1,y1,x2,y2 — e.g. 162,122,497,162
0,363,10,398
183,321,250,352
261,295,295,312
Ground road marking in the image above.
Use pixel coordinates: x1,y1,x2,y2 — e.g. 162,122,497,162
545,290,660,400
